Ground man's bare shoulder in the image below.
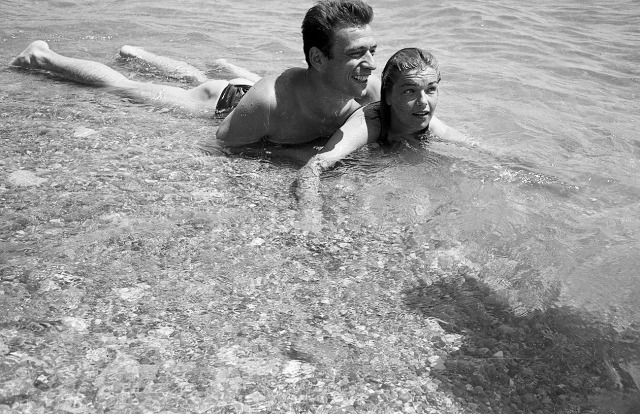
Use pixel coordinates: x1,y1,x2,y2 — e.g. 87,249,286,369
216,68,309,146
240,74,277,105
235,68,306,109
215,75,278,146
276,67,307,84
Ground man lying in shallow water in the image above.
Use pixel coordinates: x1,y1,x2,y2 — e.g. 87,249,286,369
9,0,380,151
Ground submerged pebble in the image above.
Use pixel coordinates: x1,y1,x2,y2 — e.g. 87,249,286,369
7,170,47,187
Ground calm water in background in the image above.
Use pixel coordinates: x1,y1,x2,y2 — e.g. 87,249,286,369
1,0,639,333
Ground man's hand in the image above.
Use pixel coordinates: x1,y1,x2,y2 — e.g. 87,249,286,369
295,156,327,232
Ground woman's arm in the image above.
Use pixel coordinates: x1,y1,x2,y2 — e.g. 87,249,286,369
429,115,470,144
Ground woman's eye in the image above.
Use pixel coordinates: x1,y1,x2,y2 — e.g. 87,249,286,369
403,89,415,95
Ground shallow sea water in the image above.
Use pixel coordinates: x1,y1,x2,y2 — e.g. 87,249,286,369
1,0,639,378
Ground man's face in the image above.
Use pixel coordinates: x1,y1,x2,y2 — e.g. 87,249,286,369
323,24,377,98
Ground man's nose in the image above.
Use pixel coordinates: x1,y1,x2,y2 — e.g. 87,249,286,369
361,51,376,70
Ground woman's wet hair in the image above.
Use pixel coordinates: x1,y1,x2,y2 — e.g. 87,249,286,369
302,0,374,66
377,48,441,144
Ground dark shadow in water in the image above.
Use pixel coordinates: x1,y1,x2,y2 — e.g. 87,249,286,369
403,275,640,413
198,136,328,169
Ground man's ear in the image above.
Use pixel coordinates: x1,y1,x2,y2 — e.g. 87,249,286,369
308,46,327,71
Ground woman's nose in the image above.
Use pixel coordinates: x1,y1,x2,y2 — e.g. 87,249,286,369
417,91,429,106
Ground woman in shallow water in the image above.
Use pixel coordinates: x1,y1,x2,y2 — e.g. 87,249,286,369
297,47,465,211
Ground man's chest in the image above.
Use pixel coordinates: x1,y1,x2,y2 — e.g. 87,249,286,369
267,107,352,145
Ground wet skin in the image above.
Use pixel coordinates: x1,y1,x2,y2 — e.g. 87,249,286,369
386,67,440,137
215,24,380,147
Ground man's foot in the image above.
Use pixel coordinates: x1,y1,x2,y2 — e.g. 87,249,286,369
118,45,144,59
9,40,50,68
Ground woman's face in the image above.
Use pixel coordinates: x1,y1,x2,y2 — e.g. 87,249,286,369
386,67,439,136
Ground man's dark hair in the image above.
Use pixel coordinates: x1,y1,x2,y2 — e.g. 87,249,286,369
302,0,374,66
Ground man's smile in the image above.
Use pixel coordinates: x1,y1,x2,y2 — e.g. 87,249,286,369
352,74,369,84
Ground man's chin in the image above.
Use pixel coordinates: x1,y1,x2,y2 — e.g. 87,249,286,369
351,83,369,98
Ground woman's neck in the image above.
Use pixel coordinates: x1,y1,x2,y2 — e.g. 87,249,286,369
387,126,429,142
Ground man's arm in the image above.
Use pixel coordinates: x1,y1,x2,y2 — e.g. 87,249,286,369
298,111,372,177
296,107,379,226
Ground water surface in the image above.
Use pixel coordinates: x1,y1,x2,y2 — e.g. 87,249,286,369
2,0,639,375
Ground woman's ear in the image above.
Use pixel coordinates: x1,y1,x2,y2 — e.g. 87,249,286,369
308,46,326,71
383,86,393,105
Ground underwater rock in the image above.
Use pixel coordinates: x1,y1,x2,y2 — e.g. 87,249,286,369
428,355,447,371
249,237,265,247
497,324,516,337
244,391,266,404
0,367,34,403
73,126,98,138
61,316,89,334
7,170,47,187
115,284,150,302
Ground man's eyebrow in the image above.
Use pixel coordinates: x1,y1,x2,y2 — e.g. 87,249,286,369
345,44,377,54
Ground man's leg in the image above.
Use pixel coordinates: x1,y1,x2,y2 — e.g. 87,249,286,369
120,45,261,84
10,41,230,114
10,40,132,87
119,45,209,84
213,59,261,83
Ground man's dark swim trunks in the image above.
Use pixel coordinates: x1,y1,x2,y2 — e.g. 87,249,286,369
216,83,251,113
